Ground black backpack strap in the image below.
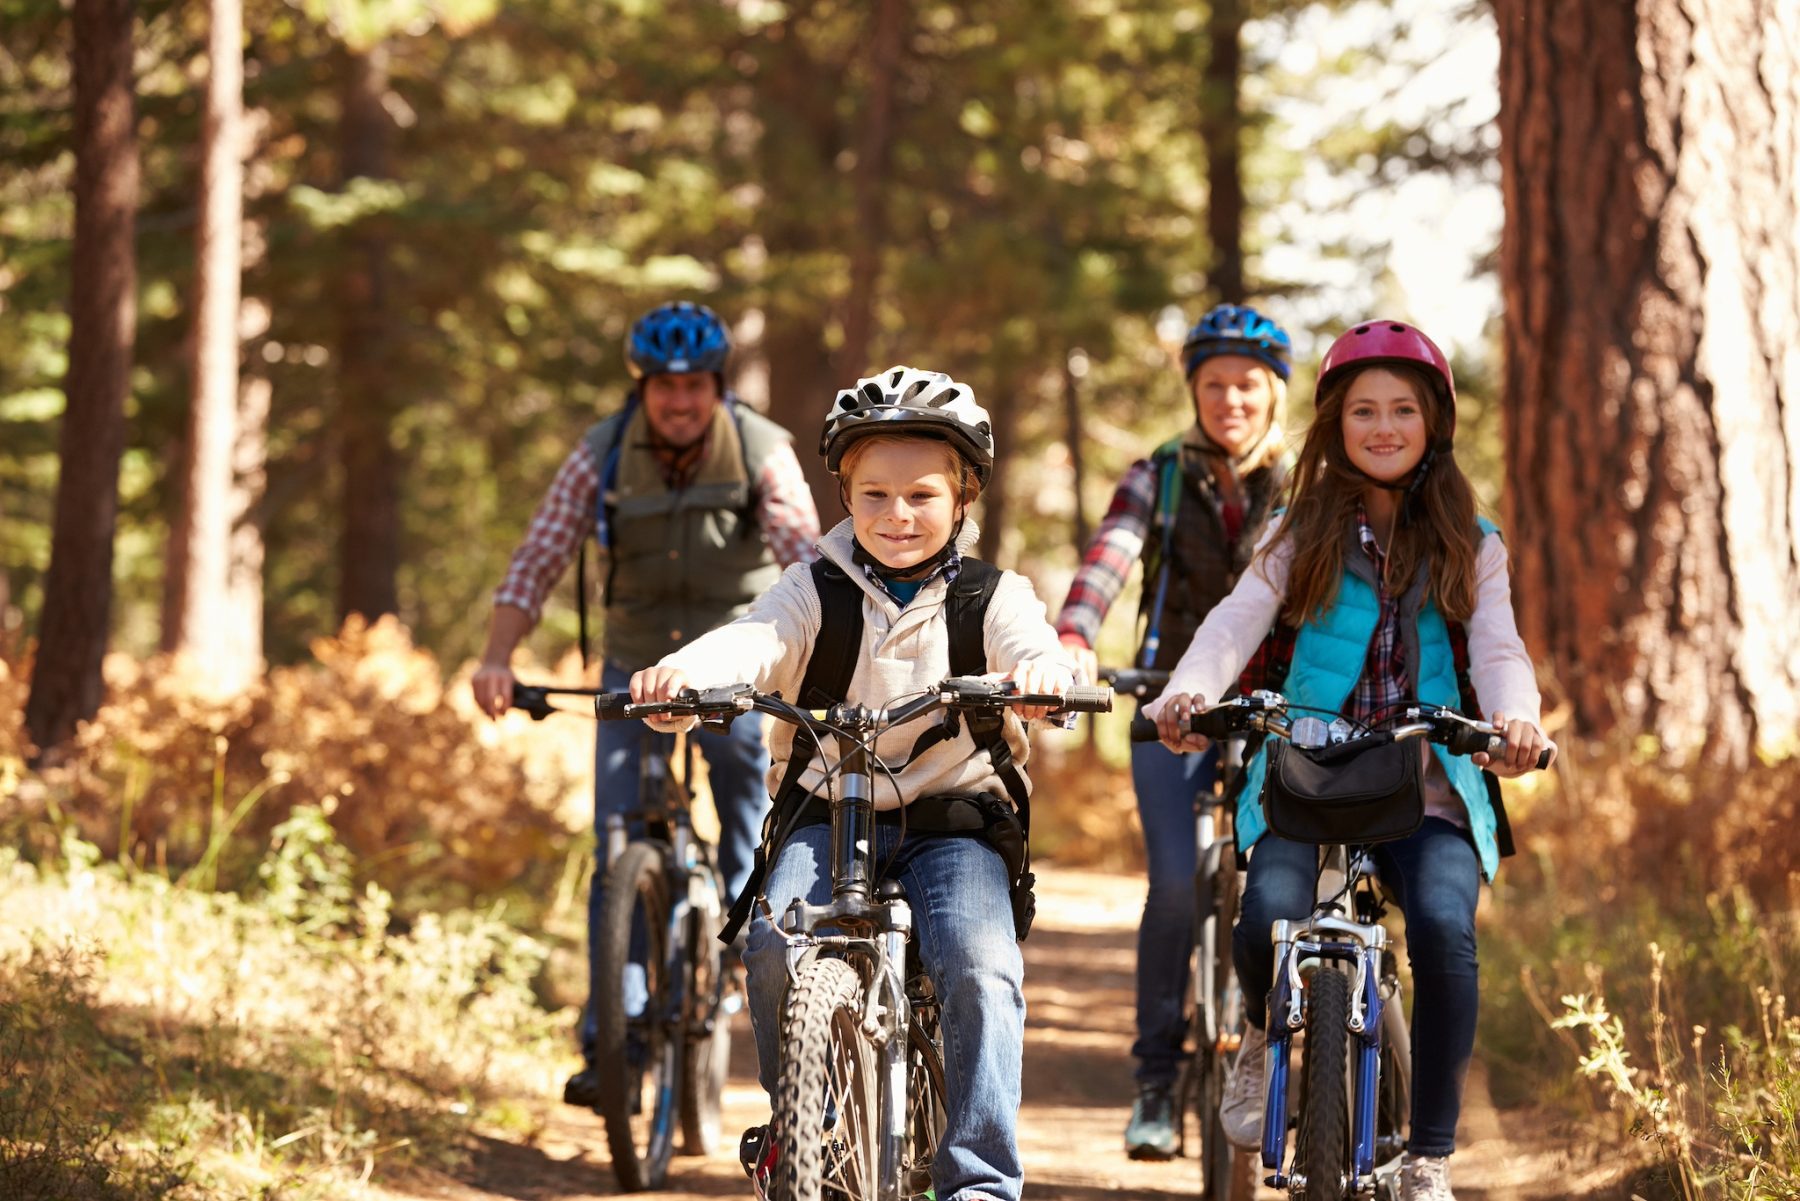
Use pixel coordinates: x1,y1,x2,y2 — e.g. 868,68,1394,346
943,559,1030,819
720,559,865,944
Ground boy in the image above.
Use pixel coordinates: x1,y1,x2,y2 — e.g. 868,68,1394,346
633,366,1076,1201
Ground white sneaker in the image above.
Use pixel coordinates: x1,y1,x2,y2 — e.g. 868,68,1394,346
1397,1151,1455,1200
1219,1023,1268,1149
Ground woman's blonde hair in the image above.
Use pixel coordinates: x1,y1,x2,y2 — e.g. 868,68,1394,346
1270,362,1480,625
836,433,983,508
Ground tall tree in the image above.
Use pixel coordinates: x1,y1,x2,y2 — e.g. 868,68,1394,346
1495,0,1800,763
163,0,261,694
334,42,400,622
838,0,908,383
24,0,139,755
1202,0,1245,300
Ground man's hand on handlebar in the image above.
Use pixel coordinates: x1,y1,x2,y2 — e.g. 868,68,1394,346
1001,658,1075,722
472,662,515,721
1473,711,1555,777
630,665,694,730
1147,690,1213,755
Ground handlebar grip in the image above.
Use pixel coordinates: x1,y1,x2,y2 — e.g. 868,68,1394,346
1537,747,1554,770
1057,684,1113,714
510,685,554,721
1457,728,1556,771
1129,716,1161,743
594,692,632,721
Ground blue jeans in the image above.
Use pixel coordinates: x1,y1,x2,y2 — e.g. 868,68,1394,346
579,661,772,1066
1233,818,1480,1157
745,823,1025,1201
1128,737,1219,1086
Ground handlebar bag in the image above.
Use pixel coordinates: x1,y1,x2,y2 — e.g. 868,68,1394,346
1261,734,1423,845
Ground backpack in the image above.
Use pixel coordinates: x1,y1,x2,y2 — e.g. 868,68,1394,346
720,555,1040,942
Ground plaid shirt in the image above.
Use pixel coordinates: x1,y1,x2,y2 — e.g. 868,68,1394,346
493,431,820,622
1054,458,1156,647
1346,506,1408,726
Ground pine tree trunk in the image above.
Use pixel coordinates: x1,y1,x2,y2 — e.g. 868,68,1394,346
1495,0,1800,764
1202,0,1245,301
164,0,258,694
24,0,139,756
838,0,907,383
335,43,401,622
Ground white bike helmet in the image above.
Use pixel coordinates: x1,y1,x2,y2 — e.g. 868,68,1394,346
820,366,995,486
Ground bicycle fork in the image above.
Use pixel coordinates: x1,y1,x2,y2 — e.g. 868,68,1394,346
1260,915,1390,1195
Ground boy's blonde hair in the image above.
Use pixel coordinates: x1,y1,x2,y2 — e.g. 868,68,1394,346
836,433,983,507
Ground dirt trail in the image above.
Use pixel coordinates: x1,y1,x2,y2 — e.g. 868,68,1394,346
383,866,1610,1201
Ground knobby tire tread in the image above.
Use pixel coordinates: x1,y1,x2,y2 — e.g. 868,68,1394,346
595,842,677,1192
773,957,870,1201
1298,965,1352,1201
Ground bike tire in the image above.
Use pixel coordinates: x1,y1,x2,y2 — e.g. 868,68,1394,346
678,867,731,1156
1296,964,1352,1201
594,841,679,1192
773,956,880,1201
1195,841,1252,1198
903,1007,948,1200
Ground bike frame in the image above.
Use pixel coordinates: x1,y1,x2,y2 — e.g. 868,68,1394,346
1260,843,1393,1195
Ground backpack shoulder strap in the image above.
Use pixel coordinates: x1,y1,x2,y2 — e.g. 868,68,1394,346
946,557,1003,678
796,559,865,709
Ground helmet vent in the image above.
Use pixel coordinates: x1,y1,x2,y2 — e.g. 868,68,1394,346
861,381,886,406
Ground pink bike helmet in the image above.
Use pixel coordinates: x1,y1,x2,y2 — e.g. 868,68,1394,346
1317,319,1456,426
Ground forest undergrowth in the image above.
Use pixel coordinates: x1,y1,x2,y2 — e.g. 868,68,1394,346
2,626,1796,1198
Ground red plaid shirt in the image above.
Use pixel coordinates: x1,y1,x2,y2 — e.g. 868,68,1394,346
1347,507,1408,726
1054,458,1156,647
493,432,820,622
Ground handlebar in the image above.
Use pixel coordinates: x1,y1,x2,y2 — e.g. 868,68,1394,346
1096,666,1170,699
509,683,607,721
1128,692,1553,770
594,677,1113,730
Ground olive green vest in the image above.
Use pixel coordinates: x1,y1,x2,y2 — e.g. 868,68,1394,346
587,401,788,667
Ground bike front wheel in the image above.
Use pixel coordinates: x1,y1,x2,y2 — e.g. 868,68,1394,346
594,842,680,1192
1295,964,1352,1201
678,868,732,1156
773,956,881,1201
903,1005,948,1200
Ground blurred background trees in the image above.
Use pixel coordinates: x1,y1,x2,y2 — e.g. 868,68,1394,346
5,0,1792,763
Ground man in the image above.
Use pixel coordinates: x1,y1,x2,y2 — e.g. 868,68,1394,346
472,300,820,1105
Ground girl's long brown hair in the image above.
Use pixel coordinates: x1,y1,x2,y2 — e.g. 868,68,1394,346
1269,362,1481,626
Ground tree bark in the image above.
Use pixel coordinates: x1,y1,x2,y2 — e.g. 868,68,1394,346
335,43,401,622
24,0,139,756
838,0,907,383
1201,0,1245,302
1495,0,1800,763
164,0,259,694
1063,351,1090,552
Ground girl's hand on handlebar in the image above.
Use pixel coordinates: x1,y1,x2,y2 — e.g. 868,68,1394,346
1474,711,1555,776
1003,658,1073,721
471,662,515,721
630,665,693,730
1147,690,1212,755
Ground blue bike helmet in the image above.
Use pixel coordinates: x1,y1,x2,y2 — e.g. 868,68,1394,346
625,301,731,380
1181,303,1292,381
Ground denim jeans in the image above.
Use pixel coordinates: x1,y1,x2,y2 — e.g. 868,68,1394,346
579,660,772,1066
745,823,1025,1201
1128,737,1220,1086
1233,818,1480,1157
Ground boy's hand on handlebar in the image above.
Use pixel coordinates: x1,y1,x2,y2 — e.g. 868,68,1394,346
630,665,693,730
1473,711,1555,776
471,662,515,720
1147,690,1212,755
1003,658,1073,721
1058,633,1098,687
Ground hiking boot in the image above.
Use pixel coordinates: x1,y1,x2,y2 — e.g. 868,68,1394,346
562,1067,603,1109
1219,1023,1269,1150
1124,1080,1179,1160
740,1124,777,1199
1397,1151,1455,1200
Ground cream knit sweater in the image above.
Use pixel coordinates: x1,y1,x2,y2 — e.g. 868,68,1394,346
657,518,1077,810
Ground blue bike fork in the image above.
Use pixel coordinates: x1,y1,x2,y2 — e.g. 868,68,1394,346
1259,938,1387,1193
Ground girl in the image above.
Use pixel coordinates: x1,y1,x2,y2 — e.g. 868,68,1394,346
1146,320,1553,1201
1053,303,1293,1158
634,366,1075,1201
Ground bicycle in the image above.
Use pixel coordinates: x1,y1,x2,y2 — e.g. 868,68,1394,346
511,682,735,1192
595,675,1112,1201
1104,667,1256,1200
1134,692,1550,1200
